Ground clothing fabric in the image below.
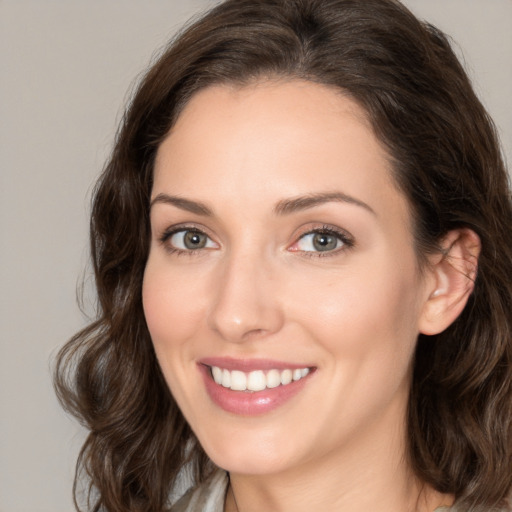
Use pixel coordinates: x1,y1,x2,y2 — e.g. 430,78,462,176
170,469,228,512
169,469,461,512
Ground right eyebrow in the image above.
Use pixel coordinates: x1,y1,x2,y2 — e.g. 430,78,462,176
149,193,213,216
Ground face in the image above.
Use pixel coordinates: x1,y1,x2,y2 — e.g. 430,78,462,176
143,80,433,477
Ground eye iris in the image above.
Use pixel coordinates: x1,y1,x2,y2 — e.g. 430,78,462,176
313,233,338,251
184,231,207,249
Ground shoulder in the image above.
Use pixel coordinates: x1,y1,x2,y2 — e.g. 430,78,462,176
170,469,229,512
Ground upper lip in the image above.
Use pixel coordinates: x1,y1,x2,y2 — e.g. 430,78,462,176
198,357,314,372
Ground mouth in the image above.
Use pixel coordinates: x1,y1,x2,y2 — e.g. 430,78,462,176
210,365,311,392
198,358,316,415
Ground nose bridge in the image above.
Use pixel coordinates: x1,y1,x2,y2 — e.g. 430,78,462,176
207,244,283,343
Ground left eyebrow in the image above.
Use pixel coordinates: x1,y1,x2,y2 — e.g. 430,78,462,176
273,192,376,216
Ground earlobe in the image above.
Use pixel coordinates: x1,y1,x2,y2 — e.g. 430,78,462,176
419,228,481,336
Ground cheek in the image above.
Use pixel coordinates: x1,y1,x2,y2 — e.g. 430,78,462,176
142,257,212,414
287,256,422,366
142,257,208,352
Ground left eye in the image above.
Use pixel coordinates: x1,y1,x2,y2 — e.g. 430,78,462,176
168,229,217,251
293,231,346,253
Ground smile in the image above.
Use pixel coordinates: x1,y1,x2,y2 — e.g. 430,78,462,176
198,359,315,415
210,366,310,392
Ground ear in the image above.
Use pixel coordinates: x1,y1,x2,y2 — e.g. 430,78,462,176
419,228,481,336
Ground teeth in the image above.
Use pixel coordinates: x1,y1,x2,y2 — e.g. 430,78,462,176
210,365,310,391
212,366,222,383
266,369,281,389
281,369,293,385
221,369,231,388
230,370,247,391
247,370,266,391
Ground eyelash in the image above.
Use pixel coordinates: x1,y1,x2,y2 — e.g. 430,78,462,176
158,225,214,257
158,224,355,257
293,225,355,258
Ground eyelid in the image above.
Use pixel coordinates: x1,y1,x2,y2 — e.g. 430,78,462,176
158,221,214,239
155,222,354,257
288,224,355,256
158,224,219,254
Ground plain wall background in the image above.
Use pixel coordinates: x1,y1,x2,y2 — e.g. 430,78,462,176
1,2,510,511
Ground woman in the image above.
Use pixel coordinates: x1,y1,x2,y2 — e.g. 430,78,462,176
54,0,512,511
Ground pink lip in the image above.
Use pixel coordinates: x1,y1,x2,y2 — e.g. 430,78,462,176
199,357,311,372
197,358,315,416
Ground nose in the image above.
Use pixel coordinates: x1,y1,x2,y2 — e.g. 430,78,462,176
207,251,285,343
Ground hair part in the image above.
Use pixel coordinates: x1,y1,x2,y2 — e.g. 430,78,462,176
55,0,512,510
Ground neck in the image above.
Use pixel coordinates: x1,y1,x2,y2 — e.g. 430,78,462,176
224,402,452,512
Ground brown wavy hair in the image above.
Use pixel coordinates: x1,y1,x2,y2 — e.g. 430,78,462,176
54,0,512,510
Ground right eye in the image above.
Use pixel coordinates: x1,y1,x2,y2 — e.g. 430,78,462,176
163,229,218,252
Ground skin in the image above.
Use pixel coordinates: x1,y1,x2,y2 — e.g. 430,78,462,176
143,80,462,512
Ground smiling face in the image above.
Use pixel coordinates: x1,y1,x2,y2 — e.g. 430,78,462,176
142,80,433,477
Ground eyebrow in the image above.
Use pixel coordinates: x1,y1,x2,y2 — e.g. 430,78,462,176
273,192,376,216
149,191,376,217
150,193,213,216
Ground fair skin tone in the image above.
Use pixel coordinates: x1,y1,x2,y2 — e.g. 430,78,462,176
143,80,478,512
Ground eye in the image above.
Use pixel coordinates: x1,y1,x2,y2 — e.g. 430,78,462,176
289,227,353,254
162,228,218,252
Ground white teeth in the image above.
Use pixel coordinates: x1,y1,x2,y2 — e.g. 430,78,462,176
281,369,293,385
210,366,310,391
212,366,223,384
247,370,266,391
230,370,247,391
266,369,281,388
221,369,231,388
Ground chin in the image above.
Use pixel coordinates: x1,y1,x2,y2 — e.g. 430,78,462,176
195,424,300,476
211,450,292,476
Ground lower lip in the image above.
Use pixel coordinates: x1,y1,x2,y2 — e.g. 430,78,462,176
199,364,312,416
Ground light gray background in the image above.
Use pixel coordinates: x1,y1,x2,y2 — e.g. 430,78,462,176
1,1,511,511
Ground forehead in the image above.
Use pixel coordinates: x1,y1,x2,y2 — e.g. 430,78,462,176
153,80,409,228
